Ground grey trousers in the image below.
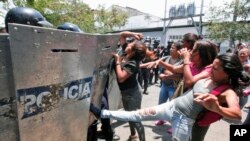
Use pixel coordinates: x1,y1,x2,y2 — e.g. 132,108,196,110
120,85,145,141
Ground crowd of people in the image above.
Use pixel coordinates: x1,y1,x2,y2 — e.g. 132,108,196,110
1,4,250,141
90,33,250,140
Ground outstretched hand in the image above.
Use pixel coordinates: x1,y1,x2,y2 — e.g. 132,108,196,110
146,61,157,69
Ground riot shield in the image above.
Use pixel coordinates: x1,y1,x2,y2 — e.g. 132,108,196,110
88,35,121,124
0,34,19,141
8,24,119,141
107,63,123,110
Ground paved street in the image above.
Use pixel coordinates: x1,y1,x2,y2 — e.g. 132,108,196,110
99,83,249,141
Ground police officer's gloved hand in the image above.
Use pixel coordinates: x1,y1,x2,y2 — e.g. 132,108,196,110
90,103,101,118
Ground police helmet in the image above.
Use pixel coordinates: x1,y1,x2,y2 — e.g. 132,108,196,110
57,22,83,33
5,7,53,32
144,36,151,43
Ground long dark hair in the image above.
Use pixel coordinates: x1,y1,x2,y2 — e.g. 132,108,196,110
172,41,183,50
182,33,199,50
217,53,249,89
129,40,155,61
193,40,218,67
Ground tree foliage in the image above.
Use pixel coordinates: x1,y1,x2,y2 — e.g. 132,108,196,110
206,0,250,43
95,5,128,33
13,0,128,33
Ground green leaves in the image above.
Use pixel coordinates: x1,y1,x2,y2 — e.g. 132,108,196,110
206,0,250,44
13,0,128,33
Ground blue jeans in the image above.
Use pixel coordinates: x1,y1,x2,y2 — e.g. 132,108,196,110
101,101,195,141
171,112,194,141
159,82,175,104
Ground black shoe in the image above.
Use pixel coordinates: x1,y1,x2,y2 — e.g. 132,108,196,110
97,130,120,140
89,103,101,118
143,91,148,95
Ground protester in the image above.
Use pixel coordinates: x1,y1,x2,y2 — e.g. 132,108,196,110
145,40,218,134
107,31,154,141
182,33,199,50
237,48,250,108
154,41,183,126
235,42,247,55
191,46,249,141
145,32,199,72
239,48,250,125
156,41,217,89
90,53,248,141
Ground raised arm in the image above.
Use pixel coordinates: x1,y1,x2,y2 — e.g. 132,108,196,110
158,61,183,74
140,61,156,68
179,48,211,88
119,31,143,46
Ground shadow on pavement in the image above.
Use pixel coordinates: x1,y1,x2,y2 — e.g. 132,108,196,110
143,124,172,141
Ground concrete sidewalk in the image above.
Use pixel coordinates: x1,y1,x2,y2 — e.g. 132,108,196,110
101,83,248,141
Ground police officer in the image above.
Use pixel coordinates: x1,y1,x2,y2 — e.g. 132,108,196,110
57,22,120,141
138,41,151,94
5,7,52,32
57,22,83,33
